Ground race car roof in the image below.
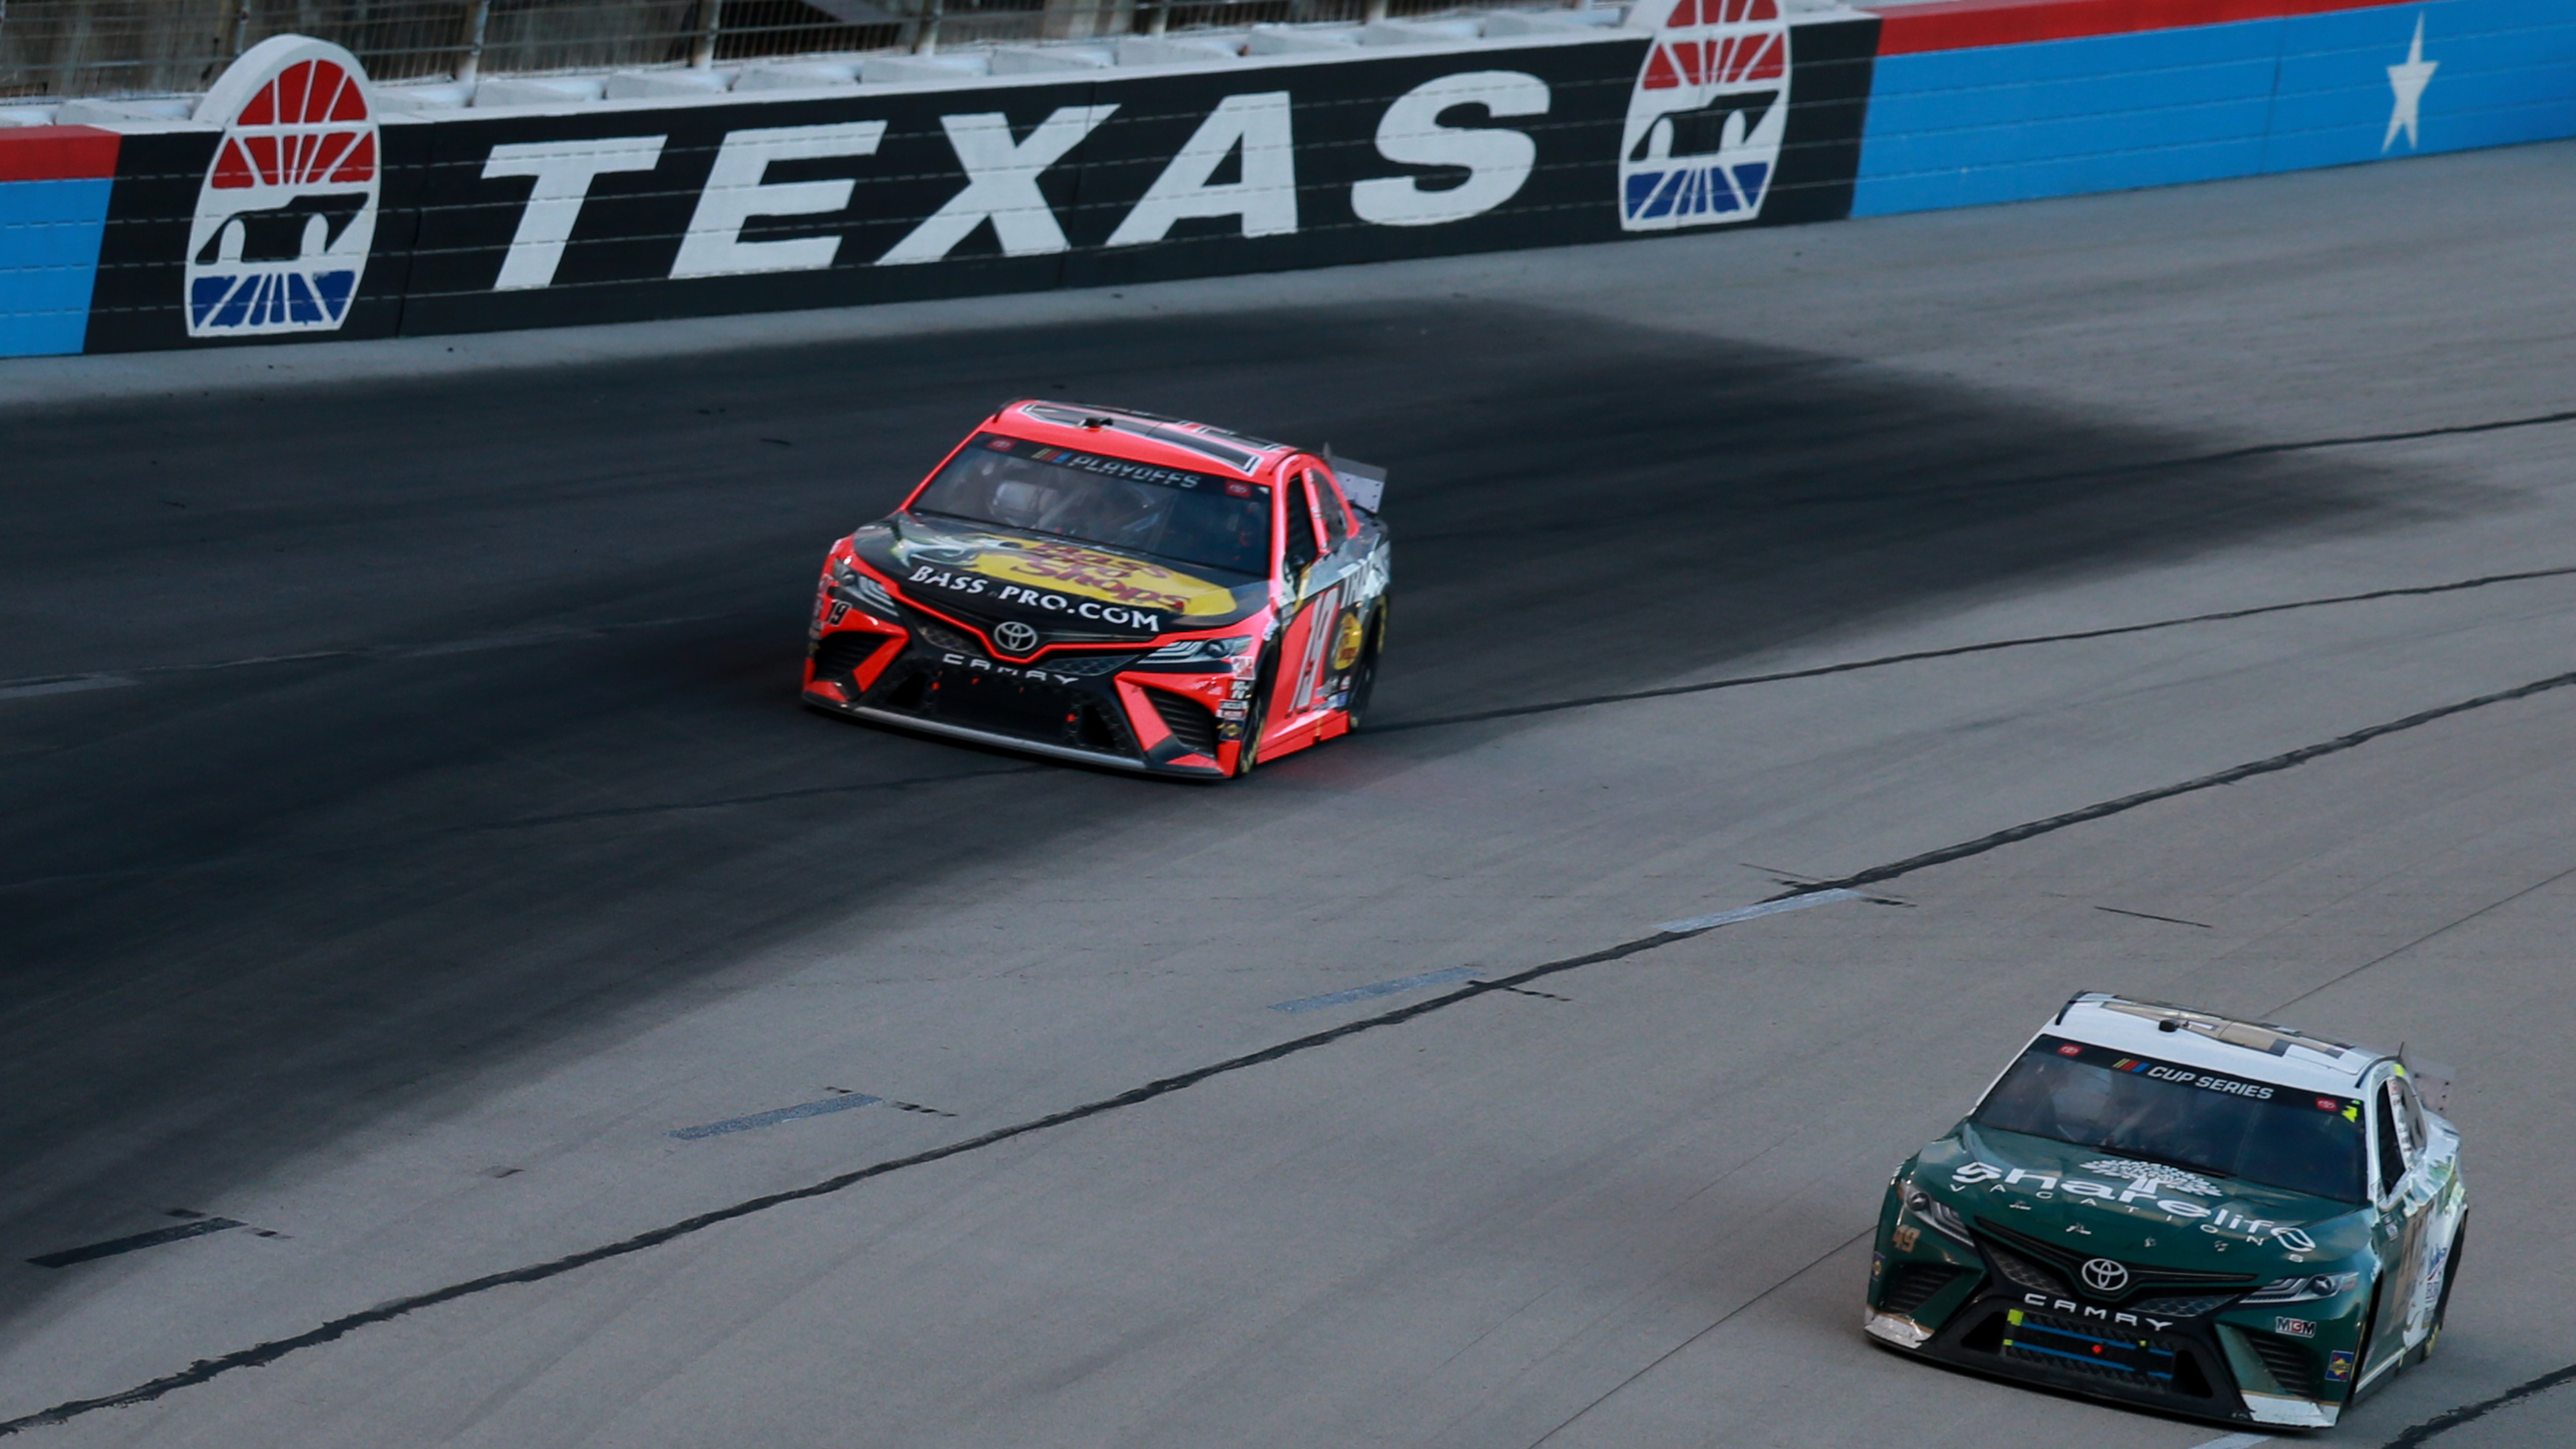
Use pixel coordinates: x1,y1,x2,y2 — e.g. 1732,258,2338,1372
997,401,1297,478
2049,993,2391,1095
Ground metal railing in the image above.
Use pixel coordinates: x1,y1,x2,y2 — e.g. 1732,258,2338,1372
0,0,1478,101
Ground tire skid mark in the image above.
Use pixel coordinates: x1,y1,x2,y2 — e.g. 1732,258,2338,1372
10,665,2576,1433
0,766,1043,894
2381,1359,2576,1447
1383,564,2576,733
0,612,756,700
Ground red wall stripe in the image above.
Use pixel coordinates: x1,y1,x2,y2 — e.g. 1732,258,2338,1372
1866,0,2409,56
0,126,123,184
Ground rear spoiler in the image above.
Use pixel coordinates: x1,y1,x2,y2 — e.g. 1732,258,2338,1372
1322,447,1386,516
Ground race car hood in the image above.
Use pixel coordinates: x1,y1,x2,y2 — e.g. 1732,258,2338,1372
855,513,1267,638
1914,1124,2372,1271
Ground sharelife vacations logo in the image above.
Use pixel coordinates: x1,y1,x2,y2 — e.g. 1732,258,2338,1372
184,35,380,337
1616,0,1791,231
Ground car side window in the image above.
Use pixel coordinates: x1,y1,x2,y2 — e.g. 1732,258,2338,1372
1309,470,1351,548
1282,472,1321,573
2375,1077,2409,1197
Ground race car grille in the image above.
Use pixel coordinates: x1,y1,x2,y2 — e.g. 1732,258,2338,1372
2128,1294,2237,1318
1879,1263,1967,1317
932,601,1139,650
1976,1220,2257,1302
1996,1308,2215,1398
1146,689,1220,758
910,615,980,655
813,630,894,679
1039,651,1139,678
1983,1244,2068,1298
2244,1329,2321,1398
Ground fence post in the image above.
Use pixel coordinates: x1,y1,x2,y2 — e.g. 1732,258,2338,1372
1147,0,1168,36
223,0,256,60
690,0,722,67
910,0,945,54
1363,0,1389,21
457,0,494,83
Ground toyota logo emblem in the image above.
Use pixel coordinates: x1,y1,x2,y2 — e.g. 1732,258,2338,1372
994,621,1038,654
2080,1258,2130,1294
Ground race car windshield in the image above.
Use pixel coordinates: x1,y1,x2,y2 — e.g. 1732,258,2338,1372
912,434,1270,578
1973,1036,2367,1203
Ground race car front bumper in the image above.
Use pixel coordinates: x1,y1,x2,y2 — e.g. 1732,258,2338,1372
1867,1279,2346,1429
804,623,1233,778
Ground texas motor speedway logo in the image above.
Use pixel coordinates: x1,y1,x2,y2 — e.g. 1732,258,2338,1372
1618,0,1791,230
185,36,379,337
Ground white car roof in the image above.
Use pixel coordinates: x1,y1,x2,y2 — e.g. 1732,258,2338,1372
2047,993,2392,1098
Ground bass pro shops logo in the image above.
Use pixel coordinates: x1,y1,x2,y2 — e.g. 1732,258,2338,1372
1618,0,1790,231
185,36,379,337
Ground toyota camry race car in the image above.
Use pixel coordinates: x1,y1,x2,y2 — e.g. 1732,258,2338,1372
802,402,1392,778
1867,994,2465,1430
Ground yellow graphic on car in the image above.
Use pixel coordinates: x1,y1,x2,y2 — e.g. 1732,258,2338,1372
1331,610,1366,670
910,534,1239,617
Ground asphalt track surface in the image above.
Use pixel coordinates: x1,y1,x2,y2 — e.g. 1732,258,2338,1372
6,141,2576,1449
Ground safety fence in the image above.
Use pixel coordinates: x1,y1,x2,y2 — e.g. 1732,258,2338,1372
0,0,1465,101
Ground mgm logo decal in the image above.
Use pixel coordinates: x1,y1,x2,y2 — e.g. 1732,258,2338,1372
1618,0,1790,231
186,36,380,337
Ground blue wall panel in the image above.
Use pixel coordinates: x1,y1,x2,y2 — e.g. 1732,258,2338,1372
1854,0,2576,217
0,177,115,358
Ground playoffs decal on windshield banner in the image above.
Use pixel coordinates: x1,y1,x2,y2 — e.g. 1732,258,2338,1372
80,20,1875,349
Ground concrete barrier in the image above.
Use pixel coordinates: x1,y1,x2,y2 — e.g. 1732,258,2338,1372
2,0,2570,359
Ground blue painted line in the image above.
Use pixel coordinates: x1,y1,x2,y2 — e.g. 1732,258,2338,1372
670,1092,883,1140
1655,888,1864,935
1271,966,1480,1015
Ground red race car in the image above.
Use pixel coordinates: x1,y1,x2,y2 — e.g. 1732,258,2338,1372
803,401,1392,779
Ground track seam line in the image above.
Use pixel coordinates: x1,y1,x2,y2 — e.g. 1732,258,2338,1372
1520,1227,1874,1449
1382,564,2576,733
10,663,2576,1433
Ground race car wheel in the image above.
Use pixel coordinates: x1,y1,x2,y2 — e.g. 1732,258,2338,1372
1342,610,1383,730
2421,1218,2465,1362
1233,640,1282,778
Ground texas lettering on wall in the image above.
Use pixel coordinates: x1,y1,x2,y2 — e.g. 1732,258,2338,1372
83,22,1877,349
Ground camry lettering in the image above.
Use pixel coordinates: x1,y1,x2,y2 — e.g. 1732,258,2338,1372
2019,1294,2171,1331
940,652,1078,686
2018,1295,2174,1332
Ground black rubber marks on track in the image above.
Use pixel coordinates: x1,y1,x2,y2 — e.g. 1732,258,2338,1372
13,672,2576,1435
2382,1359,2576,1449
25,1211,252,1270
1382,563,2576,733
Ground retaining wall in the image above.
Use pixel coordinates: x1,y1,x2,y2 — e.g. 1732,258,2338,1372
2,0,2570,359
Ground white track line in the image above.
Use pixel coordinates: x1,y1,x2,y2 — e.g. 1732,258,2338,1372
1655,887,1865,935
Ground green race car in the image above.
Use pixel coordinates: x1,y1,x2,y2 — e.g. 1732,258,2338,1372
1866,993,2465,1430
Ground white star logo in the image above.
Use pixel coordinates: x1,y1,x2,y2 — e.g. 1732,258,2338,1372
2385,16,2438,152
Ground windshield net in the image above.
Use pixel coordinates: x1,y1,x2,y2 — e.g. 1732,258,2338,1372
1974,1036,2367,1203
912,434,1271,578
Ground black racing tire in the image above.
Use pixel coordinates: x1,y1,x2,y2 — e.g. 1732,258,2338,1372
1342,609,1384,731
2421,1217,2465,1362
1232,641,1282,778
